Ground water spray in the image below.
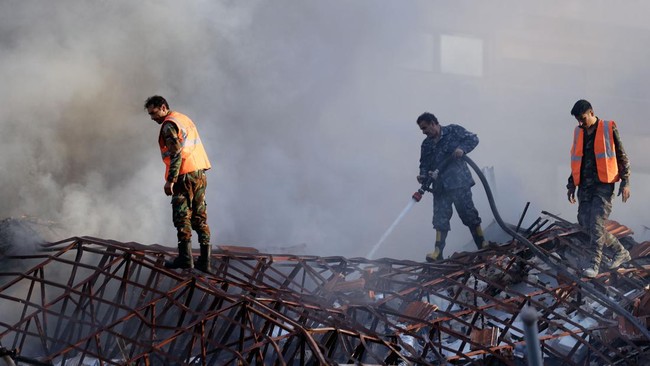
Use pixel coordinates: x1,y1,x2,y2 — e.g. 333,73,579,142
368,154,650,341
366,199,417,259
367,157,453,259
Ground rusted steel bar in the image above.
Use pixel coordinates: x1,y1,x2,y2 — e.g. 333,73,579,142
0,230,648,365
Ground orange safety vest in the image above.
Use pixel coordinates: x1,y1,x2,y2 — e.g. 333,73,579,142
159,111,211,180
570,119,619,186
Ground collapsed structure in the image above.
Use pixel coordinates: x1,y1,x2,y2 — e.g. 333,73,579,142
0,213,649,365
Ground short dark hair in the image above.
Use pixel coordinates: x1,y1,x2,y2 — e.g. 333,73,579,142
570,99,592,117
417,112,438,125
144,95,169,109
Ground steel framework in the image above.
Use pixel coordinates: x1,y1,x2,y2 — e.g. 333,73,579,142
0,214,649,365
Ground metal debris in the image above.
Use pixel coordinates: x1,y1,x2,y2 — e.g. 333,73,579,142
0,213,649,365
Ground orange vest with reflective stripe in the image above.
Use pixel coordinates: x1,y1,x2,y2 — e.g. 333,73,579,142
570,119,619,186
159,111,211,180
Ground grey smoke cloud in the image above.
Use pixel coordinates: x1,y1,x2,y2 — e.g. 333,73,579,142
2,1,650,260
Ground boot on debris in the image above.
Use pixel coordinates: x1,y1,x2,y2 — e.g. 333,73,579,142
426,246,442,262
608,248,631,270
195,244,212,273
426,230,447,262
165,241,194,269
583,263,599,278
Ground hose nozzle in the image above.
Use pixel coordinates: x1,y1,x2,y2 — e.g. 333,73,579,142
412,189,424,202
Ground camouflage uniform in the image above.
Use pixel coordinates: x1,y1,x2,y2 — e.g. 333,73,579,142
161,122,211,247
567,120,630,269
419,124,482,232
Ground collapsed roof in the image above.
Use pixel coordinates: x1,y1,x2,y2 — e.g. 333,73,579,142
0,213,649,365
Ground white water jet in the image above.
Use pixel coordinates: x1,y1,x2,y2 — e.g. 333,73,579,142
366,198,417,259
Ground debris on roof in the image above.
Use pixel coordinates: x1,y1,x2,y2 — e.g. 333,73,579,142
0,212,649,365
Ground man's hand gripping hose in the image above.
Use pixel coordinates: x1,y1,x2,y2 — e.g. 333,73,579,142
412,156,452,202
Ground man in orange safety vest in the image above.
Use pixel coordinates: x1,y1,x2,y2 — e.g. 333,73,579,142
567,99,631,278
145,95,213,273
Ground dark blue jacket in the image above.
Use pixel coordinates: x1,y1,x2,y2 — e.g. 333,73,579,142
419,124,479,191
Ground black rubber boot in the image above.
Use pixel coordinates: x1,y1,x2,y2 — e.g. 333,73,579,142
426,246,443,262
165,241,194,269
195,244,212,273
470,225,488,250
426,230,447,262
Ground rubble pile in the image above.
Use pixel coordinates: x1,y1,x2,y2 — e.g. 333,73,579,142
0,213,649,365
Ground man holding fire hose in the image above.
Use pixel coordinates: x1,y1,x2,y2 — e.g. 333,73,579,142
416,112,488,262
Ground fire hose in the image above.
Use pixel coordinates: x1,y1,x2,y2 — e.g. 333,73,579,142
412,156,453,202
459,155,650,341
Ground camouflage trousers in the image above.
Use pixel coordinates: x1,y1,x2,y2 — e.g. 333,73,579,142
432,187,481,231
577,183,624,267
171,170,211,245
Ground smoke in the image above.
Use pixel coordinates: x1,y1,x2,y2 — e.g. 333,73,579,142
2,1,650,260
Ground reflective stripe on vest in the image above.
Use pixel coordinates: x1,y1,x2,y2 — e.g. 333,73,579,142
595,120,616,159
570,119,619,186
160,137,202,158
159,111,211,180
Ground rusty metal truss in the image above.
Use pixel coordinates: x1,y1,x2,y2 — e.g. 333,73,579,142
0,214,649,365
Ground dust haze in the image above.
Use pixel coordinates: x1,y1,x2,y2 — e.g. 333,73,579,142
2,1,649,260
